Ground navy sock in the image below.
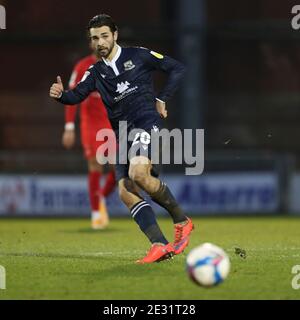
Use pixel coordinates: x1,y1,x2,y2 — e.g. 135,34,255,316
131,201,168,245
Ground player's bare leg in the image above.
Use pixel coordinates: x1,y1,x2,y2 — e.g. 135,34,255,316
128,156,186,223
119,178,174,263
129,156,194,254
118,178,142,208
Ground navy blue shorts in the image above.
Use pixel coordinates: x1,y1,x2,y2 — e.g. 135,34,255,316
115,118,162,182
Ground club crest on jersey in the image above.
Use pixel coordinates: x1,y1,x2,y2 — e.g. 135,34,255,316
124,60,135,71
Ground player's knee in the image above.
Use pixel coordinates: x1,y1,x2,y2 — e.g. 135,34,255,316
129,166,148,187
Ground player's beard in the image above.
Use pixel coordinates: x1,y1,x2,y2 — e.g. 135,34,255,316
97,42,114,59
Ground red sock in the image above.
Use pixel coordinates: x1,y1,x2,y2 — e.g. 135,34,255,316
102,170,116,197
88,171,101,211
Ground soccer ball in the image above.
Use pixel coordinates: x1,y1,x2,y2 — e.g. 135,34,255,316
186,243,230,287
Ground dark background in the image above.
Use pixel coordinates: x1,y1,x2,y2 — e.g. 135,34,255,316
1,0,300,174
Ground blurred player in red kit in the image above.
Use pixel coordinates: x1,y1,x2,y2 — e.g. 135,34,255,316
62,44,116,230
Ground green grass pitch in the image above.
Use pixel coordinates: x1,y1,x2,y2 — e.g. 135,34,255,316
0,216,300,300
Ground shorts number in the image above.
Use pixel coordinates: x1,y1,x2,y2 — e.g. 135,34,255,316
132,132,151,146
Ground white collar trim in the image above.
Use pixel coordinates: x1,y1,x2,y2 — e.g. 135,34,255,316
103,45,121,76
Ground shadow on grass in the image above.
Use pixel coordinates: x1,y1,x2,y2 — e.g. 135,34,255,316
0,250,178,279
95,259,177,279
57,258,177,279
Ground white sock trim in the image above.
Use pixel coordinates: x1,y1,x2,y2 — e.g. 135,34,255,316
130,201,146,217
132,203,151,219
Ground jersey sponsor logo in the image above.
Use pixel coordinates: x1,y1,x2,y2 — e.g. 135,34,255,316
114,82,138,102
124,60,136,71
150,51,164,59
80,71,90,83
116,81,130,94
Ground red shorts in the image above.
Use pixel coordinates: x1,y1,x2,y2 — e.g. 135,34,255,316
80,121,116,160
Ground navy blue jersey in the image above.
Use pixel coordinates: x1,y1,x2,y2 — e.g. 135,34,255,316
58,46,186,133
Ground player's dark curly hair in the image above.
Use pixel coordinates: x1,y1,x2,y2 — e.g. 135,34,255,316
87,14,118,33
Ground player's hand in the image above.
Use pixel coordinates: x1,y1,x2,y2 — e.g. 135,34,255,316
156,100,168,119
50,76,64,99
62,129,76,149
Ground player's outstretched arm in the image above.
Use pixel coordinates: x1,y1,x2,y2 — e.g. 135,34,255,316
50,68,96,105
